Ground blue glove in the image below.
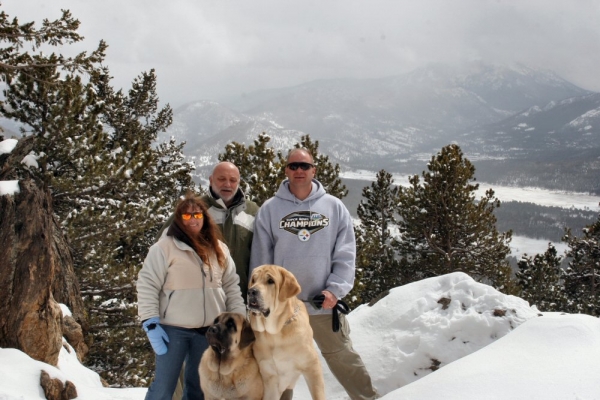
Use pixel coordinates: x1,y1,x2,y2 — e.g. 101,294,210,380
142,317,169,355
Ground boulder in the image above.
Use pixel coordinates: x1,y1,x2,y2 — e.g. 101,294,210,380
40,370,78,400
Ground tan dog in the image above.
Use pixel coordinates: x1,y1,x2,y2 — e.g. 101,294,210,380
247,265,326,400
199,312,263,400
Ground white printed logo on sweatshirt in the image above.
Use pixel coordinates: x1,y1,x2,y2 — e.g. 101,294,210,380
279,211,329,241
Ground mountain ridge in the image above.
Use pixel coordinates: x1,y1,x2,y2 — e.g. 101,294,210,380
158,62,599,193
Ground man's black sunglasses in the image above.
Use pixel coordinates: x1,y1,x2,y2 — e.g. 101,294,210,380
287,162,315,171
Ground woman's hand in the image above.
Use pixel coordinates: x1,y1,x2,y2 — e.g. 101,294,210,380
142,317,169,355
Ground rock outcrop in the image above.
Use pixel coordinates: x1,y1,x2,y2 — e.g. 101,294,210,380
62,315,89,361
0,136,88,365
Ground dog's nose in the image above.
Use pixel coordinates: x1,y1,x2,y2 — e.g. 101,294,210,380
208,325,218,334
248,287,257,297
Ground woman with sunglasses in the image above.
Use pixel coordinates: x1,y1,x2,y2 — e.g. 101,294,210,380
137,192,246,400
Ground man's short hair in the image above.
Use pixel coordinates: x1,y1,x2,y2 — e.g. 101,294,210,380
287,147,314,163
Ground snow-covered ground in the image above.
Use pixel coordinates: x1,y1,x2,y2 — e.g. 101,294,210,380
2,272,599,399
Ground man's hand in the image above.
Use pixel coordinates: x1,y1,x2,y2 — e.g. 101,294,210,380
321,290,338,310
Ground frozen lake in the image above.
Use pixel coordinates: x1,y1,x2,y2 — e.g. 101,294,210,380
342,170,600,211
342,170,598,259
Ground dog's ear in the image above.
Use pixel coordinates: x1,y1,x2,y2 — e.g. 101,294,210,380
278,267,301,301
239,319,256,349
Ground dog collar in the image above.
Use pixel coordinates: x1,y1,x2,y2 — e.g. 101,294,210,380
284,302,301,326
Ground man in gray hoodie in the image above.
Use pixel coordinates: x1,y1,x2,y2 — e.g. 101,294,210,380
250,148,378,400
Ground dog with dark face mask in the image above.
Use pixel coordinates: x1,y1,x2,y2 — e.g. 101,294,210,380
199,312,263,400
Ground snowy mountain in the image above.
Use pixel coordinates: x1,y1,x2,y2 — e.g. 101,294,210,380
458,92,600,193
461,92,600,158
167,101,245,142
452,62,587,114
158,62,600,193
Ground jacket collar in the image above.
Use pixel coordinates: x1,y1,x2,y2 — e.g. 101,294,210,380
166,221,195,250
209,186,246,209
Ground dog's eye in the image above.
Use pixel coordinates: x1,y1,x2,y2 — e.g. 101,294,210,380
227,319,236,330
267,278,275,284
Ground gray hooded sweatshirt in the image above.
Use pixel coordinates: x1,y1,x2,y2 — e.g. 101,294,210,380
250,179,356,315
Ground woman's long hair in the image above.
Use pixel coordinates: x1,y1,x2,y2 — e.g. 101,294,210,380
172,192,226,269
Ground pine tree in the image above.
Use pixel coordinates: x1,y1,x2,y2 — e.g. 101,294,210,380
395,144,514,289
349,170,403,306
0,8,195,386
562,212,600,316
516,244,566,311
219,132,281,205
0,9,104,83
219,133,346,205
75,69,195,386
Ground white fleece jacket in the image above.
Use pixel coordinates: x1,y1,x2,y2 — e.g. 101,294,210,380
137,237,246,328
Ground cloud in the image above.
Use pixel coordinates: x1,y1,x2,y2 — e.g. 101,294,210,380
2,0,600,107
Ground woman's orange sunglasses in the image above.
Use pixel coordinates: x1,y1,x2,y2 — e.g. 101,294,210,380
181,212,203,220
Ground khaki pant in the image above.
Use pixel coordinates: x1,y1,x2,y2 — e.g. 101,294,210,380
281,313,378,400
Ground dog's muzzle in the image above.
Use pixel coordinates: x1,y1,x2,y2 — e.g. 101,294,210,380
247,287,270,317
206,325,228,354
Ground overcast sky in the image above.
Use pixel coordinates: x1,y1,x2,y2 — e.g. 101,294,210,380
3,0,600,108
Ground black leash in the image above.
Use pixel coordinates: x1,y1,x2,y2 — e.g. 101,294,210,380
310,294,351,332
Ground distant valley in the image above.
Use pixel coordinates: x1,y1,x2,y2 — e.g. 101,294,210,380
160,62,600,195
161,62,600,255
341,174,598,264
2,61,598,256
